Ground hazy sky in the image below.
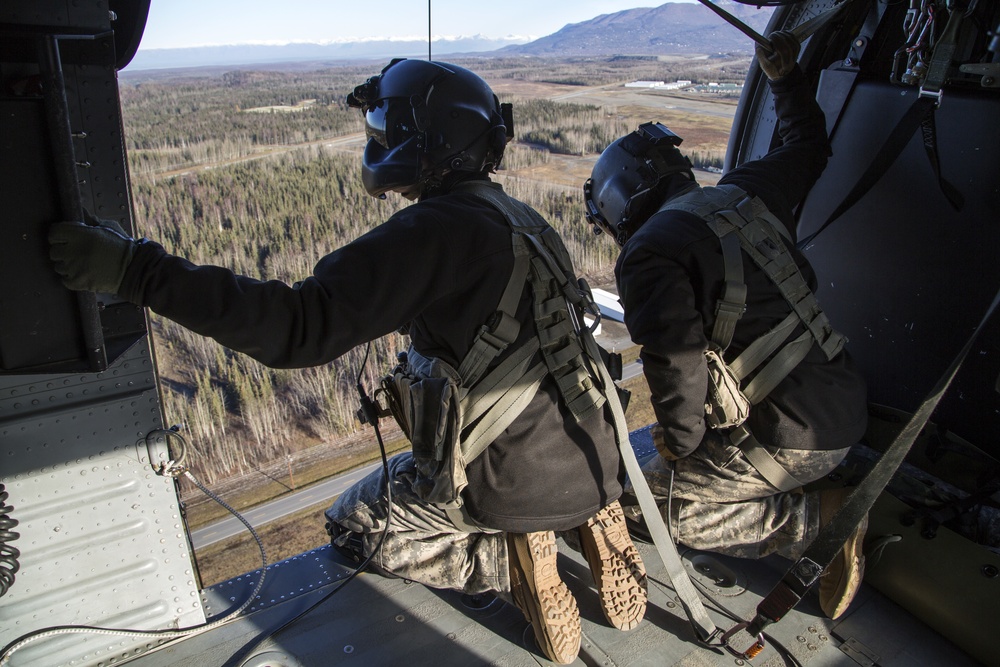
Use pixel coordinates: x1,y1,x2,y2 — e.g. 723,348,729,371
138,0,692,50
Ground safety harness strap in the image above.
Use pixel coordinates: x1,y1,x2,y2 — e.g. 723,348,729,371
458,235,532,388
712,232,747,350
729,311,798,380
741,329,813,405
459,181,606,424
462,181,719,641
580,304,720,641
730,426,805,493
747,284,1000,637
661,184,847,494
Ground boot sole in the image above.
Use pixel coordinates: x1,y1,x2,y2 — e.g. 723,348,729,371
580,501,648,631
509,532,581,664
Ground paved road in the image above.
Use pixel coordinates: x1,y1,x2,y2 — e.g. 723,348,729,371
189,360,643,550
189,461,381,549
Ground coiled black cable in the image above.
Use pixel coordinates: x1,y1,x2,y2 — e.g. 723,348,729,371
0,484,20,598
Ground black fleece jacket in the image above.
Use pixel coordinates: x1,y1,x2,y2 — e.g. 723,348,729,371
120,182,623,532
616,67,868,459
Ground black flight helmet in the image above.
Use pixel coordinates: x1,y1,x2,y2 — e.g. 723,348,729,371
347,59,513,199
584,122,695,245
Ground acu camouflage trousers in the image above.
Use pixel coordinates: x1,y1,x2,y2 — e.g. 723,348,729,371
625,430,850,560
325,452,511,596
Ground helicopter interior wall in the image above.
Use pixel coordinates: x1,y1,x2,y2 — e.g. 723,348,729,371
0,97,89,370
796,78,1000,456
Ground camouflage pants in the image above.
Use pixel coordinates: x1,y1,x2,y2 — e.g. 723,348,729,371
625,430,850,560
325,452,511,596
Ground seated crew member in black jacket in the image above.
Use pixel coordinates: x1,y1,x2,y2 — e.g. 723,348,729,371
49,59,646,664
583,32,869,620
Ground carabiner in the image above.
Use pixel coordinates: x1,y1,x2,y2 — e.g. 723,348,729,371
720,621,766,660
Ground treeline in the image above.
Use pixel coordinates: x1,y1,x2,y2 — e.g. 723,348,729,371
121,66,371,175
514,98,629,156
458,55,751,87
121,55,735,483
130,144,615,482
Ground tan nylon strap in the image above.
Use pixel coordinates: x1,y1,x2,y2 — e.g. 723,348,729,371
579,312,718,640
462,337,540,425
742,329,814,405
711,231,746,350
457,235,531,386
457,180,605,427
460,363,547,464
715,201,846,362
729,311,799,380
731,426,805,493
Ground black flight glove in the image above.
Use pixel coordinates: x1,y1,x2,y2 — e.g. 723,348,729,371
48,211,138,294
756,30,801,81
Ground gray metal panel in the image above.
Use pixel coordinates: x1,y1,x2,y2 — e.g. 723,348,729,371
123,540,981,667
0,344,205,667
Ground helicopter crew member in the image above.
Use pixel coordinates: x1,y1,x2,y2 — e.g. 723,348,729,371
583,32,868,619
49,59,646,664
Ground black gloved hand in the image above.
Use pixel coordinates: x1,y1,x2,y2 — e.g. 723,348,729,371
756,30,801,81
48,211,137,293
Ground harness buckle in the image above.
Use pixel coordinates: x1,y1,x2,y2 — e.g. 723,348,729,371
720,621,766,660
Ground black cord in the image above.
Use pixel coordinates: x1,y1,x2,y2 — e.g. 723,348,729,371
242,341,395,652
0,484,20,598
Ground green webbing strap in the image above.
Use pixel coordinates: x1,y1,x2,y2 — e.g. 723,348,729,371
747,283,1000,638
741,329,813,405
730,426,805,493
462,338,540,427
710,194,846,362
729,312,798,380
460,362,548,465
462,181,605,423
580,318,719,641
711,232,747,350
457,235,532,387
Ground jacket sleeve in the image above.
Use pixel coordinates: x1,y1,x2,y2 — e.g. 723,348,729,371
118,213,451,368
719,65,832,234
616,234,709,459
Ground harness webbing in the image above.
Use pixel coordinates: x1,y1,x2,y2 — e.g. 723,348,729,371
660,184,846,493
461,181,720,642
660,184,845,379
457,182,605,424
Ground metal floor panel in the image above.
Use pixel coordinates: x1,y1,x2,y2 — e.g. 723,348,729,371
121,536,979,667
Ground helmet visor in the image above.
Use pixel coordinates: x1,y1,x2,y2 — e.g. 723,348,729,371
364,99,417,149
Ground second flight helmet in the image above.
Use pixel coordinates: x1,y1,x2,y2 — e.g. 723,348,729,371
584,122,696,245
348,59,513,199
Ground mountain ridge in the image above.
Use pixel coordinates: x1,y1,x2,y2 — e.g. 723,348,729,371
125,2,773,71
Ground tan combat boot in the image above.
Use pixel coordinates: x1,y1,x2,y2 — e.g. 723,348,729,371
578,500,648,631
507,531,581,664
817,488,868,619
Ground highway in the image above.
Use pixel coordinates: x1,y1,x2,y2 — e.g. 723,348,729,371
189,461,382,549
190,360,643,550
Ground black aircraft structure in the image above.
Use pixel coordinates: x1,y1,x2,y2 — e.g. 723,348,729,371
1,1,998,665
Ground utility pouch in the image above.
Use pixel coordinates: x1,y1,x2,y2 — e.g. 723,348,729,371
380,351,468,508
704,345,750,430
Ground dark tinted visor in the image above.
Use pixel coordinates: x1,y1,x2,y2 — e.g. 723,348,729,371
364,99,417,149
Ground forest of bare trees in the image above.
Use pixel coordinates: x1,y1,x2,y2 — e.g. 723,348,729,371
121,55,740,484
